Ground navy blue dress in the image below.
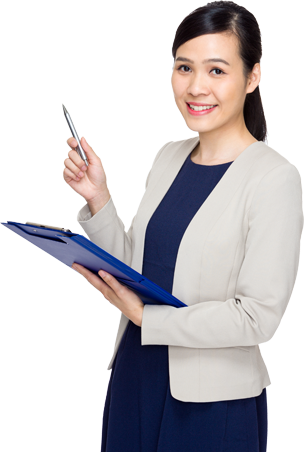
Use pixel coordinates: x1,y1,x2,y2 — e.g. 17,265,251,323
101,152,268,452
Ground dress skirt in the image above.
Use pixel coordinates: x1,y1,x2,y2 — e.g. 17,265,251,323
100,152,268,452
101,321,267,452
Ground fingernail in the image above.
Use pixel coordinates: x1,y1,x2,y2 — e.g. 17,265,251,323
81,165,87,171
99,270,106,277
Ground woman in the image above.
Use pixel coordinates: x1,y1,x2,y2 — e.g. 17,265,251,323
63,2,303,451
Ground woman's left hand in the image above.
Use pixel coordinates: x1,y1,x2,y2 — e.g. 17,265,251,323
72,264,144,327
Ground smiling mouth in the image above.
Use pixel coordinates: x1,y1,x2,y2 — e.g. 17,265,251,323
186,102,217,107
186,103,218,111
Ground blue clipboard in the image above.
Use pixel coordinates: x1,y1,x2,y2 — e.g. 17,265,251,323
1,221,187,308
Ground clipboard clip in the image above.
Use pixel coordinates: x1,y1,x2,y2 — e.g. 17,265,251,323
26,222,72,233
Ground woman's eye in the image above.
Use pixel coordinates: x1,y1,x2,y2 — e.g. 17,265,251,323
211,68,225,75
177,64,191,72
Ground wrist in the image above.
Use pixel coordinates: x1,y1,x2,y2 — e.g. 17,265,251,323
86,189,111,217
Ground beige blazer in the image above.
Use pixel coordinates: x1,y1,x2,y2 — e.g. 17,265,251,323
77,136,303,403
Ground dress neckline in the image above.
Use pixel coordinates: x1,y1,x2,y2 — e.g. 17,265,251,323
187,152,234,167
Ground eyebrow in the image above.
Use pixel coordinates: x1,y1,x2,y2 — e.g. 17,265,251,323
175,57,230,66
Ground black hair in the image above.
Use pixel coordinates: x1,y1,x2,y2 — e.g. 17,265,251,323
172,1,267,142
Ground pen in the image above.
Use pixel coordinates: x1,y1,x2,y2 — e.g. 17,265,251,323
62,104,89,166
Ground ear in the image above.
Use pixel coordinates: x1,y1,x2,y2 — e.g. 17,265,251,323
246,63,261,94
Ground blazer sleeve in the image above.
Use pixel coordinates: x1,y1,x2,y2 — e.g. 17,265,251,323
76,141,172,265
141,162,304,348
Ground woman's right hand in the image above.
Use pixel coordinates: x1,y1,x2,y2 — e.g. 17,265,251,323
63,136,110,206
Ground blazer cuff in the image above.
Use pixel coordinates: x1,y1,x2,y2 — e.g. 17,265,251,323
141,303,177,345
77,196,116,235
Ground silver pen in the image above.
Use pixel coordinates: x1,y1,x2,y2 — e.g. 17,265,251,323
62,104,89,166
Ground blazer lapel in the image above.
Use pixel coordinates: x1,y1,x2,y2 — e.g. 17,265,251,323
131,137,267,299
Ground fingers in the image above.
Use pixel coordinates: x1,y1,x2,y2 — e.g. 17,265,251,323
98,270,125,297
64,137,87,181
64,138,88,182
66,136,97,167
66,136,101,169
63,167,81,182
64,150,87,176
67,137,78,149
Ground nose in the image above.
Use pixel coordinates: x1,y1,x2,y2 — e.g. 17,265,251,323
187,73,211,97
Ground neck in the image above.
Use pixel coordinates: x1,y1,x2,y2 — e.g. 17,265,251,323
191,129,258,165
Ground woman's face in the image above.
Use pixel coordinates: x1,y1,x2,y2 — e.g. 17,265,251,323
171,32,260,134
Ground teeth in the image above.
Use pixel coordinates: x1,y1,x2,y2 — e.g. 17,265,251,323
188,104,216,111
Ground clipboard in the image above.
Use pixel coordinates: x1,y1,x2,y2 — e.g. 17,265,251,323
1,221,187,308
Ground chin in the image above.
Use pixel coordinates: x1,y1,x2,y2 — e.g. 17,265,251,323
185,123,201,133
